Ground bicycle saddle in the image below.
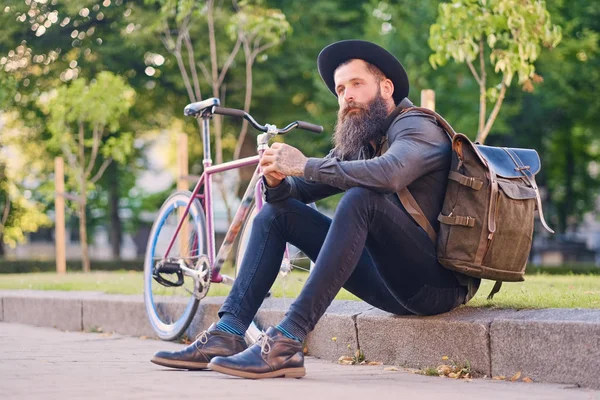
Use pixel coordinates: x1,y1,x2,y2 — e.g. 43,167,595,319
184,98,220,117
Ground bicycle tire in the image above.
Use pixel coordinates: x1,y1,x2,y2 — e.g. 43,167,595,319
144,190,207,341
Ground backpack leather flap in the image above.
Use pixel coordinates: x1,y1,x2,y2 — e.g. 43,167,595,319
475,145,541,178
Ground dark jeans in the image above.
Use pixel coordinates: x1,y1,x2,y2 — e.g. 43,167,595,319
219,187,467,333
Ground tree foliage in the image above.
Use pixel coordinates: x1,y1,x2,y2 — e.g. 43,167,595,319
0,112,51,254
429,0,561,143
0,0,599,254
42,71,135,270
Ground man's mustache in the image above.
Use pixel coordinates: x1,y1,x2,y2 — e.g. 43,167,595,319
340,102,369,118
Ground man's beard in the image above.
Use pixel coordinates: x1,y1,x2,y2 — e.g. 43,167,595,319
333,93,389,159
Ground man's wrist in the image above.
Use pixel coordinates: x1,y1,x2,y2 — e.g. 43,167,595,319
266,179,283,188
263,175,283,188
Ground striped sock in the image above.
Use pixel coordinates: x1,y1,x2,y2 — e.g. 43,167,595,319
215,313,247,337
276,318,307,343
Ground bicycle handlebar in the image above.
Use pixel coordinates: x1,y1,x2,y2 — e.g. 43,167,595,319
184,98,323,134
212,106,246,119
296,121,324,133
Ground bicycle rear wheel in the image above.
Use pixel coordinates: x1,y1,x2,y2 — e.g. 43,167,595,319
144,191,207,341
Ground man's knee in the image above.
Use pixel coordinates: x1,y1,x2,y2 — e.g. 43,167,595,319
337,187,383,212
252,198,300,227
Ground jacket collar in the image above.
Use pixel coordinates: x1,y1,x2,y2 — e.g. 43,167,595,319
381,97,414,133
372,97,414,157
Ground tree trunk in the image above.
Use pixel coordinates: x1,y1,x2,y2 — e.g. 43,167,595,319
476,83,506,144
0,161,7,257
79,175,90,273
478,80,486,139
206,0,223,165
562,135,575,233
107,162,122,259
78,123,91,272
233,43,254,161
478,39,486,139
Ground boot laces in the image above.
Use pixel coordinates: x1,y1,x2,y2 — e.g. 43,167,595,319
257,333,272,355
194,330,210,349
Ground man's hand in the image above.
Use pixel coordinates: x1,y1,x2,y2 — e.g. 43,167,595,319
260,143,308,183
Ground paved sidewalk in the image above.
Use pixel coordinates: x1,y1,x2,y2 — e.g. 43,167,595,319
1,323,598,400
2,290,600,388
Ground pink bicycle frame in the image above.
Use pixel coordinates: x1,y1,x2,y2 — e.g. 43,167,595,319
162,116,269,283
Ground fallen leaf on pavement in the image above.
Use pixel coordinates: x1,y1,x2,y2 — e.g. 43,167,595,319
338,356,354,365
368,361,383,366
437,365,452,375
492,376,506,380
384,367,398,372
522,377,533,383
510,371,522,382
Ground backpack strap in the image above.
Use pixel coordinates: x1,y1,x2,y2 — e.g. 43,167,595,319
487,281,503,300
399,188,438,242
378,106,458,243
448,171,483,190
380,139,437,243
503,148,554,234
405,106,457,140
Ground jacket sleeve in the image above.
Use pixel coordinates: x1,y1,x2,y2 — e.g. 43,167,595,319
262,149,344,204
302,113,450,193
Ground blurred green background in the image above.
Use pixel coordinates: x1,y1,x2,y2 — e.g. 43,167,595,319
0,0,599,274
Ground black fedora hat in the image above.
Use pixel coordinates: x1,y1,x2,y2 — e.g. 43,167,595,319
317,40,409,105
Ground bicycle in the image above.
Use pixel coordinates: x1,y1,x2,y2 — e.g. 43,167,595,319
143,97,323,342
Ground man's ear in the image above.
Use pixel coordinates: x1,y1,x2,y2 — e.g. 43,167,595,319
380,78,394,101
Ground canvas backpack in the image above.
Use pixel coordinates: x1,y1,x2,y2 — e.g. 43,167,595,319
382,107,554,299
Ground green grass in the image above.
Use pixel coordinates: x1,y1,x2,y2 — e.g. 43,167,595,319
467,274,600,309
0,270,599,309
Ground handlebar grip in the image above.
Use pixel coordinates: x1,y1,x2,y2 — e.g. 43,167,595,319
213,107,247,119
296,121,323,133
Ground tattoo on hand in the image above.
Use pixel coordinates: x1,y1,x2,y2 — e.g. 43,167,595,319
274,144,307,176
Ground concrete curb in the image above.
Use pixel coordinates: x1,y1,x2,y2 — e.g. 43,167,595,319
489,309,600,386
1,290,598,388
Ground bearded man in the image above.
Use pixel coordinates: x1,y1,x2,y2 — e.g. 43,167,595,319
151,40,478,379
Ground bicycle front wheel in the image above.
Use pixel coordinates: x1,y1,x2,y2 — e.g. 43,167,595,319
144,191,207,341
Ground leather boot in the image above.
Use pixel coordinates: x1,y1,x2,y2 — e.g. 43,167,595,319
151,323,247,370
208,327,305,379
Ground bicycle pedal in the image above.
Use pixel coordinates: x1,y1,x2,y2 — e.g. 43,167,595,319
153,260,185,287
